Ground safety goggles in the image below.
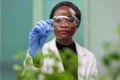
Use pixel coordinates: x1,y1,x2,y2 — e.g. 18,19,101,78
53,16,79,26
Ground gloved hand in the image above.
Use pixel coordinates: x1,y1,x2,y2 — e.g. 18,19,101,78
28,19,54,56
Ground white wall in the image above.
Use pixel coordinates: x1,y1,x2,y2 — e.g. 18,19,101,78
0,0,1,54
33,0,43,26
84,0,120,75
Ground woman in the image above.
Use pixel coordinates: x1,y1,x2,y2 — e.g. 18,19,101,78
24,1,97,80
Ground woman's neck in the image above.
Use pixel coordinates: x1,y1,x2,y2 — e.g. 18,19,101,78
56,38,73,45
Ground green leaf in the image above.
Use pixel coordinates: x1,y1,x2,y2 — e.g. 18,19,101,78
117,25,120,35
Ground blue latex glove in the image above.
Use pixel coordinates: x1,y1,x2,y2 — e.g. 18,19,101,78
28,19,54,56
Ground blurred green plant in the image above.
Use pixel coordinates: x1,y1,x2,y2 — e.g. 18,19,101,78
13,48,78,80
99,25,120,80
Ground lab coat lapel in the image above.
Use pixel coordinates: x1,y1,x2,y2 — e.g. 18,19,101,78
75,42,88,79
48,38,64,72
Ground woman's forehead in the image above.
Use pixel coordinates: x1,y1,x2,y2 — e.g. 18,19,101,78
53,6,76,16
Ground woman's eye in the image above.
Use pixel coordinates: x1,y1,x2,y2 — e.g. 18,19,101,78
68,19,75,23
54,19,61,23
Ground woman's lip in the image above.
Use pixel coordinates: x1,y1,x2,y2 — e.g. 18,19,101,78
59,30,68,34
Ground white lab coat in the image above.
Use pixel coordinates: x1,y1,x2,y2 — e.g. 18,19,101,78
24,38,97,80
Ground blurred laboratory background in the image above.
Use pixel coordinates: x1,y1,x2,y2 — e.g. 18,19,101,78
1,0,120,80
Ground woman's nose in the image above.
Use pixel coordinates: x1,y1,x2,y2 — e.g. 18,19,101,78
60,19,69,28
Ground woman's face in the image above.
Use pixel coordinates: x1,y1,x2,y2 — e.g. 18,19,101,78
53,6,78,40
